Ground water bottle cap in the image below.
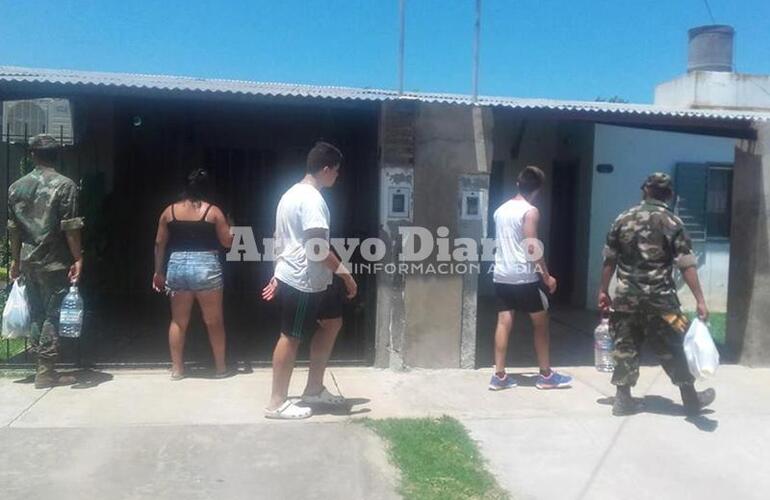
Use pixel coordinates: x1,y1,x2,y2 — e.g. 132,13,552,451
70,285,78,292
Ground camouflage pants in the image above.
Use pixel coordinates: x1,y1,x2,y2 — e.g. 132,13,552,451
21,269,69,362
610,310,695,387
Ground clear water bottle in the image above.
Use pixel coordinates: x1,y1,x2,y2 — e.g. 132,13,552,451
59,285,83,338
594,317,614,372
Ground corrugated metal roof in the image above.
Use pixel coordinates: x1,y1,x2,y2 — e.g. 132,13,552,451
1,65,769,122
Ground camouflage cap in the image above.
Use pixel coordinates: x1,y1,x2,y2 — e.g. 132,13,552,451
28,133,60,150
642,172,673,191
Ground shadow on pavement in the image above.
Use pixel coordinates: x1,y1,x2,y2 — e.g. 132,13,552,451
12,369,114,389
511,373,539,387
685,415,719,432
177,365,253,380
510,372,572,389
12,374,35,384
596,395,718,432
297,397,372,417
70,369,115,389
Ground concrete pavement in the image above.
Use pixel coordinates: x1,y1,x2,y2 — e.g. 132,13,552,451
0,423,397,500
465,365,770,500
1,365,769,499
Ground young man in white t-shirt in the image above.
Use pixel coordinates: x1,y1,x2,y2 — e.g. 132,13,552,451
489,166,572,391
262,142,357,419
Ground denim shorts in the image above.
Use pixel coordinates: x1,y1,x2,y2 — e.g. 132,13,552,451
166,251,223,292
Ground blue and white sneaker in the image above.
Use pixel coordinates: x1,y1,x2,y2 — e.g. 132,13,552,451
536,371,572,390
488,373,517,391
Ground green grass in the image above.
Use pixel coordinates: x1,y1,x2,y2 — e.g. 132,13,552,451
684,311,726,345
0,338,27,361
362,416,509,500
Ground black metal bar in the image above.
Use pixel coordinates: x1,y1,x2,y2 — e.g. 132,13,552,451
59,124,64,172
77,137,82,180
5,122,10,277
4,122,9,363
23,123,28,170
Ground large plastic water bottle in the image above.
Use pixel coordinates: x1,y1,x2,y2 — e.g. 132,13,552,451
59,285,84,338
594,318,614,372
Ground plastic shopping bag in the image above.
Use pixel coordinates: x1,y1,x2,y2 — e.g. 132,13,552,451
2,280,31,339
683,318,720,379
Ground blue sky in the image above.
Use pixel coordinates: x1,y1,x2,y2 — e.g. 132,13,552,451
1,0,768,103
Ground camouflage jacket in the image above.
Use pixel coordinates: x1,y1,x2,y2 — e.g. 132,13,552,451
602,198,697,313
7,167,84,272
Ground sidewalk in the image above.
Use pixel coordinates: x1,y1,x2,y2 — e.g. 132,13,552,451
1,365,769,499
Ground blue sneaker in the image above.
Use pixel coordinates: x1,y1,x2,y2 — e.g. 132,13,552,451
536,371,572,390
488,373,517,391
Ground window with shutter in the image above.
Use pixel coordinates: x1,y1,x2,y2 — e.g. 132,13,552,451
706,165,732,239
675,162,733,241
675,163,708,242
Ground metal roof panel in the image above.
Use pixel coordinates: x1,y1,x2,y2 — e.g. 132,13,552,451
1,65,768,122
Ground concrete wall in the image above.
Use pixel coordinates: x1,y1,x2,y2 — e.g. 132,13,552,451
588,124,736,310
728,123,770,365
656,72,770,111
375,102,493,368
405,104,493,368
375,102,416,369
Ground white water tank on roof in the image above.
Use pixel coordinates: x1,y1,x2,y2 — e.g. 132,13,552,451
688,25,734,73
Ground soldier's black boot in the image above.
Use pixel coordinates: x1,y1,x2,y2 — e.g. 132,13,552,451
680,384,716,416
612,385,643,416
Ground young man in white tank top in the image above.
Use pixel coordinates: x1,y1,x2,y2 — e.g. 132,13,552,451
489,166,572,391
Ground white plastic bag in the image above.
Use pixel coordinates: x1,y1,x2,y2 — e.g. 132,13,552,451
2,280,31,339
683,318,720,379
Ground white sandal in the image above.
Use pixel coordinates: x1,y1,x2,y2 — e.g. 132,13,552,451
264,400,312,420
301,387,345,406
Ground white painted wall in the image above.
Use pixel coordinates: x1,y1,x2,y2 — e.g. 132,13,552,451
655,71,770,111
678,241,730,312
586,124,736,310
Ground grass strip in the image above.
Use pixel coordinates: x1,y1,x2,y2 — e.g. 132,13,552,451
362,416,509,500
0,338,28,362
685,311,726,345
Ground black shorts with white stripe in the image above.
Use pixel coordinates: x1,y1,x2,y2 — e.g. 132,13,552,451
277,279,323,340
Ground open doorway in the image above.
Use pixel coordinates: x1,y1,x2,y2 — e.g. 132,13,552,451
548,160,580,305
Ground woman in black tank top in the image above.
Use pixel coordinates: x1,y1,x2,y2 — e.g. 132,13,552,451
167,203,220,252
152,169,234,379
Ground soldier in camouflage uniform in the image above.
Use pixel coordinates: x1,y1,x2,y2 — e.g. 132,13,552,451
7,134,84,388
598,173,715,416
